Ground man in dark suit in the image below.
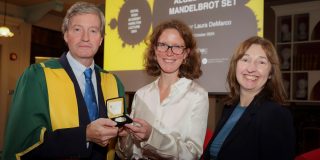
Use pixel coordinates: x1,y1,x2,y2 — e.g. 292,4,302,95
2,2,124,160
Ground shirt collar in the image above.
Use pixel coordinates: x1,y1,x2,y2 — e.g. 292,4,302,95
153,77,191,89
153,77,192,105
66,52,95,77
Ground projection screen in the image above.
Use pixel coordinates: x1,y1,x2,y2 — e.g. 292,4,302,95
104,0,264,93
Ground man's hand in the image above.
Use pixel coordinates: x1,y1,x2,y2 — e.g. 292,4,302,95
86,118,118,147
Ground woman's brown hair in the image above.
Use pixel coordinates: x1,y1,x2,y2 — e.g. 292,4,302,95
226,36,287,105
144,19,202,79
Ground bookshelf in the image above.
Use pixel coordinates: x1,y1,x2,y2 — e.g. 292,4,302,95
272,1,320,102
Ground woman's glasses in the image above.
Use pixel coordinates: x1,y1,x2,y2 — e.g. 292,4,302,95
155,42,186,55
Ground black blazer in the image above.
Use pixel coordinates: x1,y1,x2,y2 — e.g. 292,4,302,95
202,90,295,160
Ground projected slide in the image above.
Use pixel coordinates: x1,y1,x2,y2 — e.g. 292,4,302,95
104,0,263,93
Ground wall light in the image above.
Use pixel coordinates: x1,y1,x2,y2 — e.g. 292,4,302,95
0,0,14,37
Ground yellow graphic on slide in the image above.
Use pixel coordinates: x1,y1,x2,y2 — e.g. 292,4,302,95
104,0,154,71
246,0,264,37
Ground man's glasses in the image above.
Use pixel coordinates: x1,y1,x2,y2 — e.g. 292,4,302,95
155,42,186,55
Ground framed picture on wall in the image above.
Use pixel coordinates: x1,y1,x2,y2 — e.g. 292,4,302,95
277,16,292,42
293,73,308,100
278,45,291,70
294,14,309,41
282,73,291,99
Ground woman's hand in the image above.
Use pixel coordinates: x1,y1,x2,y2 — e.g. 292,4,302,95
118,126,129,137
124,118,152,142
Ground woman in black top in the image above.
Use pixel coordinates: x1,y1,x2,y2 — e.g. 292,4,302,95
202,36,295,160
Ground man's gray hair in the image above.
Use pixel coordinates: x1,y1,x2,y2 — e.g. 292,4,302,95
61,1,105,36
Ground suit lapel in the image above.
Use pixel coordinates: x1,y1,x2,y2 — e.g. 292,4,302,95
215,105,236,136
94,66,107,118
204,105,236,155
221,105,257,149
220,92,266,151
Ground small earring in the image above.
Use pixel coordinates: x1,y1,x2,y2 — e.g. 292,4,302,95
183,59,187,64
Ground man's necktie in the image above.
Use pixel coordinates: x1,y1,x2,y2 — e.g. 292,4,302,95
84,68,98,121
